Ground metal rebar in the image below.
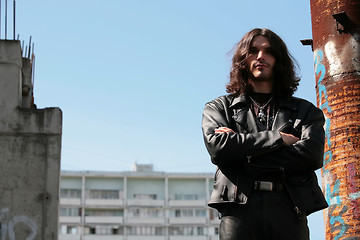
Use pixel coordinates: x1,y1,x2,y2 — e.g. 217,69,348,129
0,0,2,39
28,36,31,58
13,0,15,40
31,54,35,92
5,0,7,39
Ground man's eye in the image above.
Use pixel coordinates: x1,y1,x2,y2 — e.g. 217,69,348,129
266,49,274,55
249,48,258,54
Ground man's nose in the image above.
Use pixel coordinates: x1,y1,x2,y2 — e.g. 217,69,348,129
257,51,264,60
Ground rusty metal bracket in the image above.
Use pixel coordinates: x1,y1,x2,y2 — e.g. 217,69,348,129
300,39,313,51
332,12,351,34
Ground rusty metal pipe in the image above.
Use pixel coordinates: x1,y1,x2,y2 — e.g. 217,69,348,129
310,0,360,239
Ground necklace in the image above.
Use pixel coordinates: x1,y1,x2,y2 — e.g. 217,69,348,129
249,96,273,125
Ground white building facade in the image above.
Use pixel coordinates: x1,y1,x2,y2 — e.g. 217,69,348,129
59,165,220,240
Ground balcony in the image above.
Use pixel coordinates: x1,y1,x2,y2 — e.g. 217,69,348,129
60,198,81,205
126,217,165,224
209,236,219,240
209,218,220,224
85,199,124,206
85,216,124,224
168,199,207,207
58,234,81,240
127,199,164,206
127,236,165,240
84,236,124,240
169,236,207,240
168,217,207,224
59,216,81,224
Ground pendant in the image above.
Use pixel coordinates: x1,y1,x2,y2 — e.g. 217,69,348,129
258,110,267,124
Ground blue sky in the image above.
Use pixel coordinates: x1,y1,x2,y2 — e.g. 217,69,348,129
14,0,324,239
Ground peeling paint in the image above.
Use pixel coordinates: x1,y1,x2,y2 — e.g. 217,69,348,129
324,34,360,77
325,41,343,76
311,0,360,239
349,192,360,200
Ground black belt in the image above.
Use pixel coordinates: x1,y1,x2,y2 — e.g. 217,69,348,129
254,180,284,192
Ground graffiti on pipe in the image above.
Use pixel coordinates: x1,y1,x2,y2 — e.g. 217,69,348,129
314,49,347,240
314,46,360,240
0,208,37,240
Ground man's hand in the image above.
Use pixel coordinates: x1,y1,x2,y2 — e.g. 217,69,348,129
215,127,235,134
280,132,300,146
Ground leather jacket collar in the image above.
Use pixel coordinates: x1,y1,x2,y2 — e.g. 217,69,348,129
229,93,297,110
229,93,297,133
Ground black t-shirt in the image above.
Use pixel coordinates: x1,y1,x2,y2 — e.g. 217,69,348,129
248,92,278,131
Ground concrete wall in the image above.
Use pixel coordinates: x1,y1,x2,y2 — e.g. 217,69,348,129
0,40,62,240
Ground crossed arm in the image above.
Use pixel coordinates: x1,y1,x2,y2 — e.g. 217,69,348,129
202,96,325,171
214,127,299,146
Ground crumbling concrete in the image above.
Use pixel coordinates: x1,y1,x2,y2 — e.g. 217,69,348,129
0,40,62,240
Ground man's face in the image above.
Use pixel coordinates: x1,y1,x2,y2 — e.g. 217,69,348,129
245,36,276,82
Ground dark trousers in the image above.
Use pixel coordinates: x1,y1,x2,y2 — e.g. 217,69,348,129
219,189,309,240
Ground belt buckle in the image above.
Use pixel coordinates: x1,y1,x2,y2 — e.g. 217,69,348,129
255,181,273,191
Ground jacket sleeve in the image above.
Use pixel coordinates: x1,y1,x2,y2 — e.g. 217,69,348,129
256,104,325,172
202,98,284,167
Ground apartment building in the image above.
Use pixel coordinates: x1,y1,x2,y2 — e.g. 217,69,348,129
59,164,220,240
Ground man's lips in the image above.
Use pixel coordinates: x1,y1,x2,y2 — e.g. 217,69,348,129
255,63,268,68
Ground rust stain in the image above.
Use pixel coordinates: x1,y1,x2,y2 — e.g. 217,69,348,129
310,0,360,239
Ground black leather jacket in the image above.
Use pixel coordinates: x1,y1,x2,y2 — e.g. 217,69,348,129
202,93,328,215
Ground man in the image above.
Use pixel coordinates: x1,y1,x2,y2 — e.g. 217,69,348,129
202,28,328,240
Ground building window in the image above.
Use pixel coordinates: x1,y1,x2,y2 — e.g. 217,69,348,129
174,194,198,200
171,209,206,218
85,209,123,217
89,227,96,234
197,227,205,235
128,208,163,218
175,210,180,217
86,189,120,199
169,226,205,236
209,208,218,220
126,226,164,236
174,209,192,217
133,193,157,199
59,207,81,216
195,209,206,217
84,226,123,235
60,225,78,235
60,189,81,198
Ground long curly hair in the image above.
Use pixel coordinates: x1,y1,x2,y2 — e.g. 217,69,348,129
226,28,300,99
